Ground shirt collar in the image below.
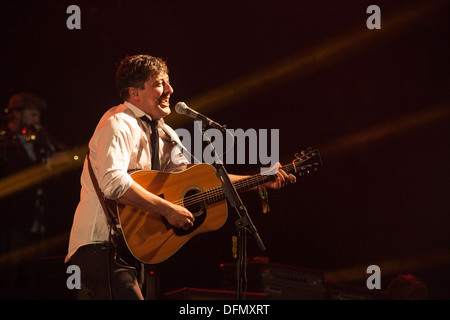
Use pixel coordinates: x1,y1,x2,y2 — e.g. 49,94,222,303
124,101,165,126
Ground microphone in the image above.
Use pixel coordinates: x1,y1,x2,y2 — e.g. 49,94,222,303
175,102,225,132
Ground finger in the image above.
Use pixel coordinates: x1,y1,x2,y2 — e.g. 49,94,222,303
279,168,288,177
279,170,288,184
275,173,285,188
280,170,290,185
184,210,195,222
182,219,193,230
288,174,297,184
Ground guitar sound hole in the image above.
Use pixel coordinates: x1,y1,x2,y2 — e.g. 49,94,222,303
170,188,207,236
184,189,205,217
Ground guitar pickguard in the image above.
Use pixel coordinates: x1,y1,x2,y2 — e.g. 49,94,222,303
160,188,208,236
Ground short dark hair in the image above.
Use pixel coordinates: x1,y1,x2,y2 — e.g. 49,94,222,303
115,55,169,100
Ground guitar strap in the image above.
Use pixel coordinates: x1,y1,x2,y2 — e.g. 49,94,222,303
86,150,140,267
86,150,120,232
85,151,146,297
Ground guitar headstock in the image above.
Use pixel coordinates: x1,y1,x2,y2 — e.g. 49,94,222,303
292,148,322,176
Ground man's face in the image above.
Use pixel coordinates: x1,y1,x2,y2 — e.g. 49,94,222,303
134,72,174,120
18,108,41,129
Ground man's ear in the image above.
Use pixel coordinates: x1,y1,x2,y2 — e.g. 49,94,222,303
130,88,139,97
126,88,140,103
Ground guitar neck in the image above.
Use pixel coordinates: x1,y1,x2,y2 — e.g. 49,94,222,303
203,163,296,205
197,149,321,206
233,163,296,192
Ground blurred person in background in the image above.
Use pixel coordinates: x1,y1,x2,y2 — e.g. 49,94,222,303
0,92,63,298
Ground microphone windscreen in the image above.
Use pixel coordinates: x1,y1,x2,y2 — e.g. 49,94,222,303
175,102,187,114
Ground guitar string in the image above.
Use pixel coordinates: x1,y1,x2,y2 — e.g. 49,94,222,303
171,162,299,207
172,162,299,207
170,174,266,207
129,155,316,212
177,157,318,208
175,164,289,206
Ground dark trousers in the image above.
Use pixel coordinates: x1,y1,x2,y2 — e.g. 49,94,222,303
70,242,145,300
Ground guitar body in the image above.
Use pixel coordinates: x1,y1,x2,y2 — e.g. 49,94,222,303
117,163,227,264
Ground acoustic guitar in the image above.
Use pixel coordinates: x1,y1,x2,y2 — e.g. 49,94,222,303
109,149,322,264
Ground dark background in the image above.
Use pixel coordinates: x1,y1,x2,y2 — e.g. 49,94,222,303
1,0,449,299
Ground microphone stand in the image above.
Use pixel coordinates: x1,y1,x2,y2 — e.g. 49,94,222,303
200,123,266,300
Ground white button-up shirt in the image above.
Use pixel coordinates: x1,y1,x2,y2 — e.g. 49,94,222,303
66,102,188,261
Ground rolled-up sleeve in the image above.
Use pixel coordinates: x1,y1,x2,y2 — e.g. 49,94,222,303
91,116,135,200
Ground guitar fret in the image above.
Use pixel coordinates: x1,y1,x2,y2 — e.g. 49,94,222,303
196,151,320,207
202,173,276,205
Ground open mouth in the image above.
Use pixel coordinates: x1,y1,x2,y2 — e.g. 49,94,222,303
159,96,170,107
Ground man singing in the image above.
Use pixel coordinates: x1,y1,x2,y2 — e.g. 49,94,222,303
66,55,295,299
